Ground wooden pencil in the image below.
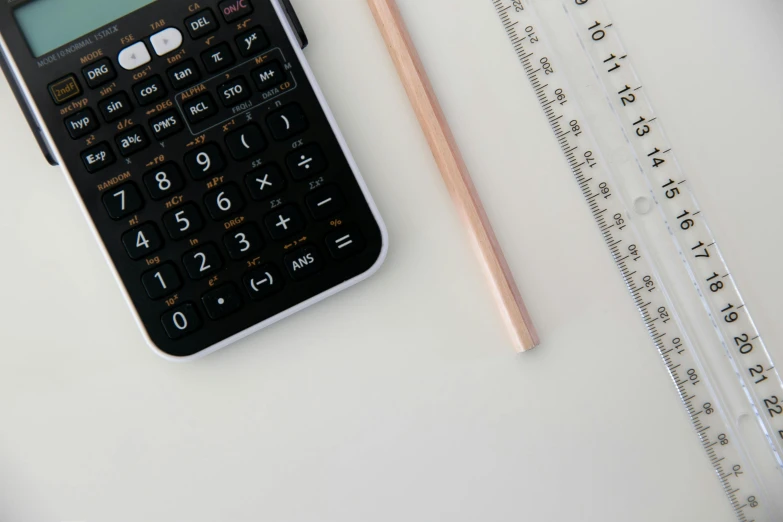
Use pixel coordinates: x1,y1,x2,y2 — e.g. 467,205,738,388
367,0,540,351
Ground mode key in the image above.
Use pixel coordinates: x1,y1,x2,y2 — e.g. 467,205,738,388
82,58,116,89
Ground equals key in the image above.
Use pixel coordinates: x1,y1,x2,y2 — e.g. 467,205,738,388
236,27,270,57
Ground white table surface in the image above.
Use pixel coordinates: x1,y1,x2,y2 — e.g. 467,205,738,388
1,0,782,520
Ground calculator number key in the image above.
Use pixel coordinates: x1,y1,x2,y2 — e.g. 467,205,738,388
122,223,163,260
102,183,143,219
142,263,182,300
161,303,202,340
144,163,185,200
204,183,245,220
184,143,226,180
163,203,205,240
183,244,224,280
224,224,264,260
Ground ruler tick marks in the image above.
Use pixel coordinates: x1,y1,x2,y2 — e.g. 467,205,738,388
493,1,783,519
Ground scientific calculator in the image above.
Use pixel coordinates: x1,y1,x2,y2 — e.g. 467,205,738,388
0,0,387,360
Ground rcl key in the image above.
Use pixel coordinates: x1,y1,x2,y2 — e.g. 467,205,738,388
184,93,218,124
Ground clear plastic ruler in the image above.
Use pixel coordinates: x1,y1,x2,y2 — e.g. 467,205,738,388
490,0,783,520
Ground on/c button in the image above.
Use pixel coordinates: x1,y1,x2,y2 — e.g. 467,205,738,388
48,74,81,105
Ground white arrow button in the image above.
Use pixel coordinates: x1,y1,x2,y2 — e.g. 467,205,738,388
150,27,183,57
118,42,151,71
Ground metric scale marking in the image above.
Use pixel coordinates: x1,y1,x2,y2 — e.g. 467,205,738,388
490,0,783,520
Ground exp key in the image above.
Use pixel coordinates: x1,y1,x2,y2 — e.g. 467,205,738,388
81,142,116,173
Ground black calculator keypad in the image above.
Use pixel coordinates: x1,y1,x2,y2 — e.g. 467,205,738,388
142,263,183,300
204,183,245,220
184,143,226,180
162,203,205,240
201,42,235,74
183,243,224,280
34,0,385,358
123,223,164,260
103,183,144,219
161,303,202,339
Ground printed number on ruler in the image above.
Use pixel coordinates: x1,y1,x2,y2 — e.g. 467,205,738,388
563,1,783,467
492,0,783,520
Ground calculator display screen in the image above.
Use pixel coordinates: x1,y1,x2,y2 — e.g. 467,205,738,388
14,0,157,57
